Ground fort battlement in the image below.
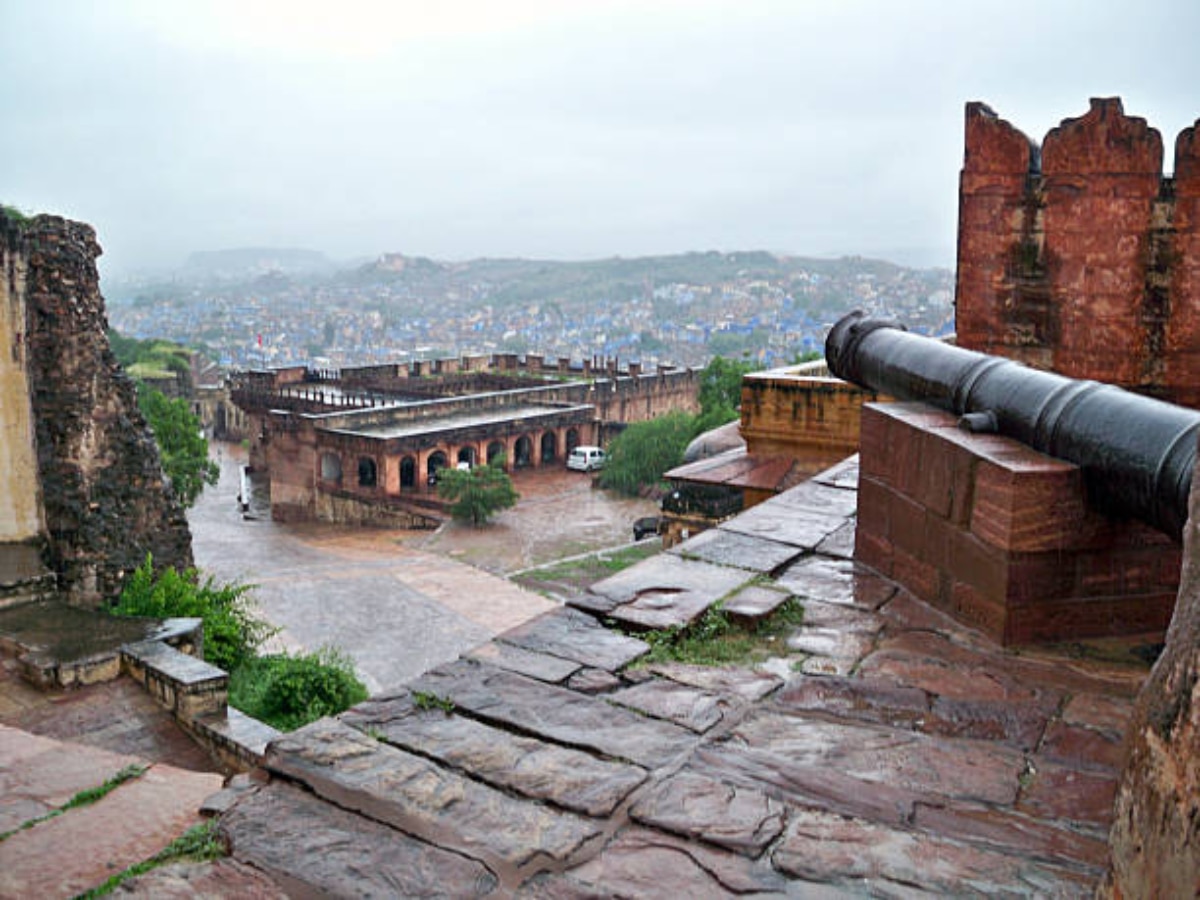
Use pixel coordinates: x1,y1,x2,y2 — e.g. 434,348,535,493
956,98,1200,407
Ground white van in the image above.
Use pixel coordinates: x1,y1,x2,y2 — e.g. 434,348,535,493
567,445,606,472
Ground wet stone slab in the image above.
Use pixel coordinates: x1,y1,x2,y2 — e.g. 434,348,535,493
722,583,793,621
770,480,861,519
776,676,931,731
811,454,860,490
263,718,602,871
408,659,698,768
720,503,847,550
670,528,804,574
466,639,581,684
719,708,1025,807
608,680,737,734
640,662,782,702
772,809,1095,898
629,770,786,856
776,556,897,609
911,802,1111,873
582,554,752,630
786,626,875,664
797,598,884,634
498,607,648,672
815,519,857,559
221,780,499,897
519,827,792,897
342,697,647,817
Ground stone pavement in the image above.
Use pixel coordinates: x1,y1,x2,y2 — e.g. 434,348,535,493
0,724,224,897
218,457,1151,896
190,446,559,694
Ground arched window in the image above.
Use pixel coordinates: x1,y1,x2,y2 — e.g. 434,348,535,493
457,446,477,467
400,456,416,489
357,457,377,488
320,452,343,484
540,431,557,463
565,428,580,454
486,441,506,466
514,436,533,469
427,451,448,483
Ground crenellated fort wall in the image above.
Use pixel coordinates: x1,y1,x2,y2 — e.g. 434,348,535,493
955,98,1200,408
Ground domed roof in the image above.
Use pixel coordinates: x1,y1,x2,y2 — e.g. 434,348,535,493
682,419,745,463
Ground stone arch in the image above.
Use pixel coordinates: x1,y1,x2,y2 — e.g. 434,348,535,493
427,450,448,483
357,456,377,488
399,455,416,489
565,427,580,455
487,440,506,466
457,446,477,467
540,430,557,463
320,452,343,484
514,435,533,469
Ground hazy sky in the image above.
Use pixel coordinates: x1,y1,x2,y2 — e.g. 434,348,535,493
3,0,1198,276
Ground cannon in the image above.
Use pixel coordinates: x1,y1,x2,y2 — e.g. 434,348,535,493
825,310,1200,539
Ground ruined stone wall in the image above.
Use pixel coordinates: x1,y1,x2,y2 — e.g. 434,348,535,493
955,99,1200,407
2,213,192,605
1105,442,1200,894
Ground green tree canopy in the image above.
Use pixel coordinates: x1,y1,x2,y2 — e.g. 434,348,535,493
437,462,519,526
138,388,219,508
598,411,697,497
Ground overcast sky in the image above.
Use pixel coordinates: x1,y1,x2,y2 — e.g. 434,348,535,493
2,0,1198,276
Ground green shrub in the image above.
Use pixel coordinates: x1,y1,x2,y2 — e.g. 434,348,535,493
437,461,518,526
112,555,273,672
598,411,696,496
229,647,368,731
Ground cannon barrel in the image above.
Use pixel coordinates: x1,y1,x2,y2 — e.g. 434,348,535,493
825,310,1200,539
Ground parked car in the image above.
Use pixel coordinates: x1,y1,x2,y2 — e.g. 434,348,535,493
633,516,662,541
567,445,606,472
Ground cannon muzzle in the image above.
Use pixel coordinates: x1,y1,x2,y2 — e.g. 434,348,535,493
826,310,1200,539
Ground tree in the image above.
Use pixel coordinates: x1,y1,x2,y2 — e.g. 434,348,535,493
598,411,696,496
138,388,219,508
693,356,759,434
437,462,519,526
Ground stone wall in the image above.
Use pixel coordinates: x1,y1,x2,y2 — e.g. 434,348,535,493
855,402,1180,645
955,99,1200,407
1105,444,1200,895
1,212,192,605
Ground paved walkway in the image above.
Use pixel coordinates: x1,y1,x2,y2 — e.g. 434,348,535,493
0,724,224,897
215,457,1151,896
190,447,563,694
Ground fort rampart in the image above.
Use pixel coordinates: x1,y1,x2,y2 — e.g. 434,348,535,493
956,98,1200,407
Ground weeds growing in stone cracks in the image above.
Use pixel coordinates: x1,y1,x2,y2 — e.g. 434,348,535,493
0,763,148,842
72,819,226,898
412,690,456,713
634,598,805,667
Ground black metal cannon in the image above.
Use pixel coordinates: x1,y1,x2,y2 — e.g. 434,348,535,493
825,310,1200,539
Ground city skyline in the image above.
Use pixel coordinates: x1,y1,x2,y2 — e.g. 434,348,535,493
3,0,1198,276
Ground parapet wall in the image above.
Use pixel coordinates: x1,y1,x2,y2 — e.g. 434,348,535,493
1,213,192,605
956,98,1200,407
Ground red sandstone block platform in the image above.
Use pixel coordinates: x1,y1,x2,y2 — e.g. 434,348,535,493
855,403,1180,645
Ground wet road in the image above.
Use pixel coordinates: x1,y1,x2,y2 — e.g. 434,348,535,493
188,445,656,693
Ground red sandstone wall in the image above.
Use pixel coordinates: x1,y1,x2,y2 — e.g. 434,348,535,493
954,102,1041,362
956,99,1200,408
1041,98,1162,386
1167,122,1200,408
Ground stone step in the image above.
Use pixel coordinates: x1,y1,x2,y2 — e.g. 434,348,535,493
0,726,223,898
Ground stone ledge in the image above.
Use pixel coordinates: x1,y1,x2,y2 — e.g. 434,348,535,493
122,639,228,722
